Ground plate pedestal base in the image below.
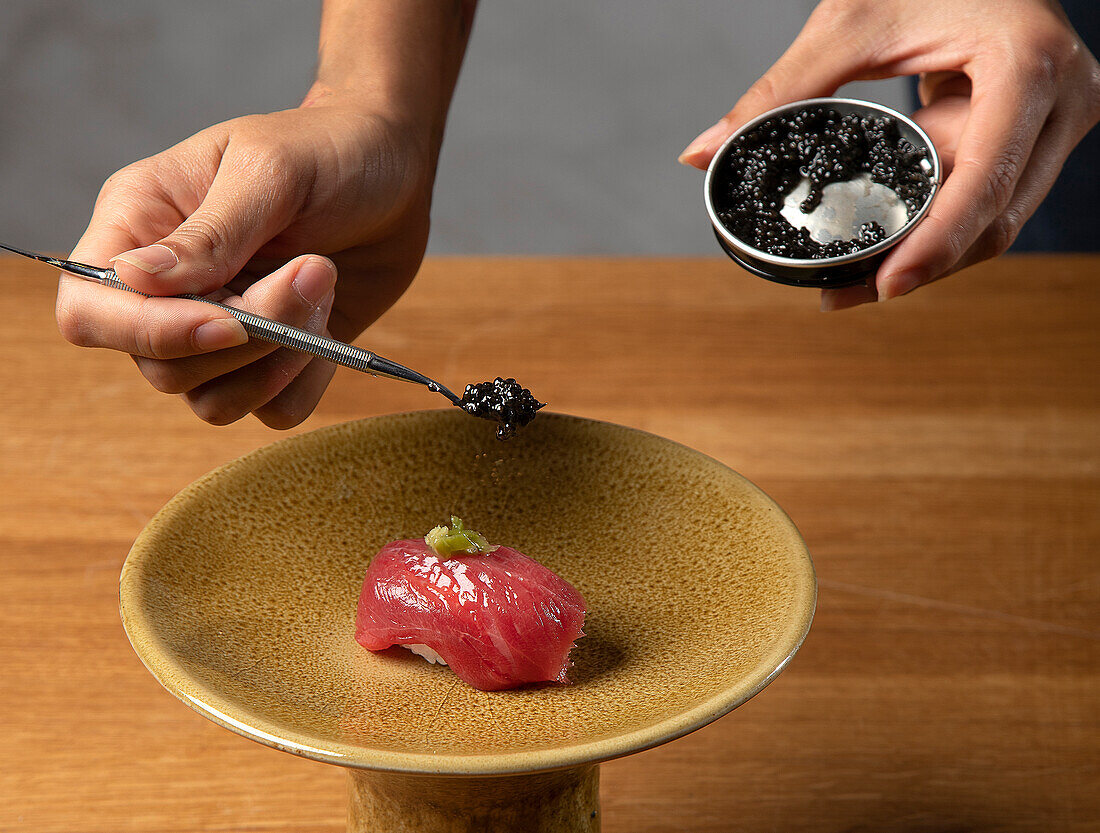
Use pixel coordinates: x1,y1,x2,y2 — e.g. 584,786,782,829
347,764,600,832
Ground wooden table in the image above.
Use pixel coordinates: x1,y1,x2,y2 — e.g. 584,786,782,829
1,255,1097,832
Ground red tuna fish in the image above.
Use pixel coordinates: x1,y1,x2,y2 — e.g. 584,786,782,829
355,526,586,692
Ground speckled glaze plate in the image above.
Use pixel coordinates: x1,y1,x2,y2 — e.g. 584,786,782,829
120,411,815,775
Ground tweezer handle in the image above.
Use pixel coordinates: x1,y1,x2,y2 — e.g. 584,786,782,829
99,273,381,375
194,296,380,371
0,240,456,394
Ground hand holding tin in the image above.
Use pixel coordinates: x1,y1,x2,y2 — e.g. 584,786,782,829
680,0,1100,308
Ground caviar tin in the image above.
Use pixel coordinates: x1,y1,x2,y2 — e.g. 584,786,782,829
704,97,941,288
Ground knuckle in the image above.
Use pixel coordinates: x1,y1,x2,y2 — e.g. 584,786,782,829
132,328,162,361
231,139,273,171
748,74,782,114
99,162,144,196
201,410,241,427
816,0,866,26
815,0,881,48
985,152,1021,211
257,402,307,430
131,304,176,361
1028,52,1060,96
376,131,429,217
55,297,92,347
137,360,190,395
96,158,165,209
1088,63,1100,122
247,365,304,426
921,212,970,270
261,143,298,179
985,214,1021,258
959,150,1021,216
263,362,298,400
96,172,124,204
176,214,229,257
731,77,781,128
185,393,244,427
227,136,299,188
1023,23,1078,82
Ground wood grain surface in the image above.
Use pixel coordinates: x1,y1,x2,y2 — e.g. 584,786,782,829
1,255,1097,832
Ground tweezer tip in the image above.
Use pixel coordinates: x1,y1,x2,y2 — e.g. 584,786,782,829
0,242,57,264
0,242,32,257
426,380,463,406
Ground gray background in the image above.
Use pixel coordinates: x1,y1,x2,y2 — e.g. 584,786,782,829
0,1,907,255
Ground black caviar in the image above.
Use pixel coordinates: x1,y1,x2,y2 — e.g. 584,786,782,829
460,377,545,440
712,106,932,259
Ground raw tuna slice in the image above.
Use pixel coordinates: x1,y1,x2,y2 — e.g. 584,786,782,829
355,520,586,691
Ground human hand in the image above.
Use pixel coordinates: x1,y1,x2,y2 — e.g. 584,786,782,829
55,0,475,427
679,0,1100,309
56,101,433,427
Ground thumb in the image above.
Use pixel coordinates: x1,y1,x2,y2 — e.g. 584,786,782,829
110,157,298,296
678,17,875,169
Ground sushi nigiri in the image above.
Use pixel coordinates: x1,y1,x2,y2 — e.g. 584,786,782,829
355,518,586,691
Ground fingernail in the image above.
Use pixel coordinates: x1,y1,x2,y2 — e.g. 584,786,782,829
111,243,179,275
193,318,248,352
292,258,337,306
678,120,729,164
880,269,926,301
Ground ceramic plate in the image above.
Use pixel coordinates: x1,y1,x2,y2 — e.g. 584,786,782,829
121,411,815,774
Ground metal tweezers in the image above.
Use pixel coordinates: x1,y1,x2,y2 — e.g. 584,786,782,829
1,243,462,406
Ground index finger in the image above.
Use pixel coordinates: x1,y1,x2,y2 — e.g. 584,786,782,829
56,217,246,359
679,6,894,169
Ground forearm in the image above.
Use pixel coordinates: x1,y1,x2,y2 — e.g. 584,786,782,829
307,0,476,146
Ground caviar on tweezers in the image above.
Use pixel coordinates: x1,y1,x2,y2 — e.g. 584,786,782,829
460,377,545,440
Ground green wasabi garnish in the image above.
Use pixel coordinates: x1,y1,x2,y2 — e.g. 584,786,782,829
425,516,499,559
